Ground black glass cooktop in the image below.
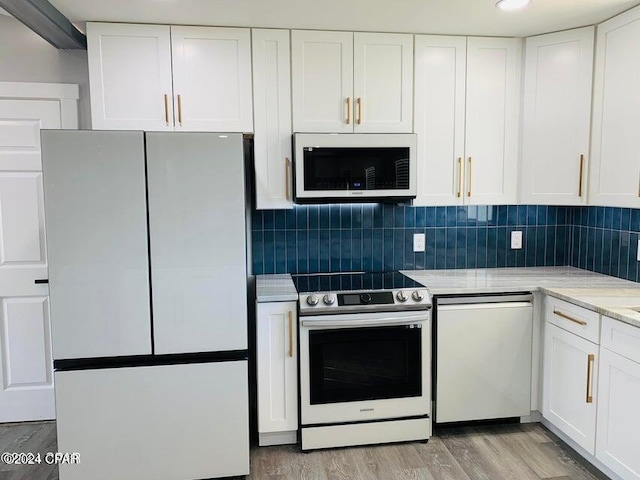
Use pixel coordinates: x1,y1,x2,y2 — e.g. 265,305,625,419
292,271,422,294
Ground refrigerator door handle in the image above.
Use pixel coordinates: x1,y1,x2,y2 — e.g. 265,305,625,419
34,279,49,284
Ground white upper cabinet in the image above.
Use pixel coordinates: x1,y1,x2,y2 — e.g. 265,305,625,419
590,6,640,208
171,26,253,132
521,27,594,205
414,35,467,206
292,30,413,133
353,33,413,133
414,36,520,206
252,29,293,210
465,37,521,206
87,23,174,131
291,30,354,133
87,22,252,132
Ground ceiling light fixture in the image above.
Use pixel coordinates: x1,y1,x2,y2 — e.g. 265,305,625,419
495,0,530,11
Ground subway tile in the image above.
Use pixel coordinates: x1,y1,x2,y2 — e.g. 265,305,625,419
621,208,631,231
275,230,287,273
496,205,508,226
340,204,352,229
435,206,447,228
340,229,352,272
373,205,384,228
466,227,478,269
308,230,319,273
446,228,457,269
263,210,275,230
596,207,605,228
404,230,415,270
372,229,383,272
263,230,276,274
547,206,557,226
319,229,330,272
319,205,330,229
362,204,374,229
496,227,508,267
487,228,498,268
525,227,537,266
537,206,548,225
535,226,546,267
612,207,622,231
330,205,341,229
435,228,447,269
455,228,467,269
415,207,427,228
507,205,518,226
352,229,363,271
405,207,416,228
517,205,527,226
446,206,458,227
352,205,363,229
297,230,309,273
384,229,395,271
610,232,621,278
251,210,263,231
252,230,264,275
632,209,640,232
425,207,436,228
394,229,406,270
476,227,488,268
618,232,630,280
628,233,638,281
308,206,319,230
362,228,373,271
425,228,436,270
286,230,297,273
602,229,612,275
394,205,405,228
383,204,395,228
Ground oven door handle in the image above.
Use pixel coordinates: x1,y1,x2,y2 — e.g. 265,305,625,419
301,313,428,328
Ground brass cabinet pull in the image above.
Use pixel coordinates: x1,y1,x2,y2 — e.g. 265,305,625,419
177,94,183,125
357,97,362,125
288,311,293,358
553,309,587,326
285,158,291,201
457,157,463,198
586,353,595,403
578,154,584,197
467,157,472,197
346,98,352,124
164,94,169,125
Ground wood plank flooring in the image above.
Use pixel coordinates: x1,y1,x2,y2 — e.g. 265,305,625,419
0,421,608,480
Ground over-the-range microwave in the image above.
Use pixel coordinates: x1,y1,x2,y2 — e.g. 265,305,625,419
293,133,417,204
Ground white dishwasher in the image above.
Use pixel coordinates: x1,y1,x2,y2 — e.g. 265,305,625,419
435,294,533,423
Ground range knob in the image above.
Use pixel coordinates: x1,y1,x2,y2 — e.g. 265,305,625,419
396,291,409,302
360,293,372,304
306,294,319,306
323,294,336,305
412,290,425,302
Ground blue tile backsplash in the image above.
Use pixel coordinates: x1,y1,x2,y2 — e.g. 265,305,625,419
251,204,572,275
568,207,640,283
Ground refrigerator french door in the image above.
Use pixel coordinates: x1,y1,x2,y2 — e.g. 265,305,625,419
42,131,250,480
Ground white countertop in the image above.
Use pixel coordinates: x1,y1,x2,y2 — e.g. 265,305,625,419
255,267,640,328
402,266,640,328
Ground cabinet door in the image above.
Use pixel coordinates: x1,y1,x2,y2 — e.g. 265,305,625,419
87,23,174,131
171,26,253,132
413,35,467,206
252,29,293,210
596,348,640,480
256,302,298,444
521,27,594,205
542,322,598,454
353,33,413,133
590,6,640,208
291,30,353,133
465,37,521,205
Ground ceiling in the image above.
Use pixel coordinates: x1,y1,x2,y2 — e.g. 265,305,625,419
50,0,639,37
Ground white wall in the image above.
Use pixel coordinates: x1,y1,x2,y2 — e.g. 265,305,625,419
0,15,90,128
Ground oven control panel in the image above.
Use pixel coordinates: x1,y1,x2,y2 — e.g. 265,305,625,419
300,289,431,314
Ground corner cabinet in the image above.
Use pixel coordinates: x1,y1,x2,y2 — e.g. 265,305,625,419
291,30,413,133
413,36,521,206
590,6,640,208
256,301,298,446
521,27,594,205
252,29,293,210
542,297,599,454
87,22,253,132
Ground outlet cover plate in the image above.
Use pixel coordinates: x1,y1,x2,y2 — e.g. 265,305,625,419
413,233,426,252
511,231,523,249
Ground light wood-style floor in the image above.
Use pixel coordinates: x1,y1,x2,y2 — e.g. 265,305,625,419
0,421,607,480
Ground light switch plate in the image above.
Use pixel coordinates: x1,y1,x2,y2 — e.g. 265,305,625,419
413,233,426,252
511,231,523,249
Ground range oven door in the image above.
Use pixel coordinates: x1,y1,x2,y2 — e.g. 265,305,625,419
300,311,431,426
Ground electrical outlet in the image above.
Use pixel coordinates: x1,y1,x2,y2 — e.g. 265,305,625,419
413,233,426,252
637,239,640,261
511,231,523,249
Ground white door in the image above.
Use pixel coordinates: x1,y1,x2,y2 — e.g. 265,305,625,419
465,37,521,205
252,29,293,210
596,348,640,480
87,22,174,131
291,30,354,133
0,99,60,422
521,27,594,205
353,33,413,133
256,302,298,445
413,35,467,206
590,6,640,208
542,322,598,454
171,26,253,132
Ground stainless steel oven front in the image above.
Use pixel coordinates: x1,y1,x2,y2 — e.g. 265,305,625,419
299,310,431,448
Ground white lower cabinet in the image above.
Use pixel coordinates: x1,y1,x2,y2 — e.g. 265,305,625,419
596,317,640,480
542,321,598,454
256,301,298,446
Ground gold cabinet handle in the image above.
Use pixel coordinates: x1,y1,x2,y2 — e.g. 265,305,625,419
467,157,472,197
586,353,595,403
578,154,584,197
553,309,587,326
346,97,352,124
357,97,362,125
285,157,291,201
288,311,293,358
177,94,183,125
457,157,462,198
164,94,169,125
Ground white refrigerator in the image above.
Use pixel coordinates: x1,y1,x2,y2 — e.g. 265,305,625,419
41,131,250,480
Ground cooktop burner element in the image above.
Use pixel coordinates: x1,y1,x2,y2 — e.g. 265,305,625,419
293,271,431,315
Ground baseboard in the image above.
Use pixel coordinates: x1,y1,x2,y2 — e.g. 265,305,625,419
520,411,542,423
258,431,297,446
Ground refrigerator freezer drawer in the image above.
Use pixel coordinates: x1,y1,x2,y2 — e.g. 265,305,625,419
55,361,249,480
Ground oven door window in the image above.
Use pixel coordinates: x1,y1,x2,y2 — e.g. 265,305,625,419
308,325,422,404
